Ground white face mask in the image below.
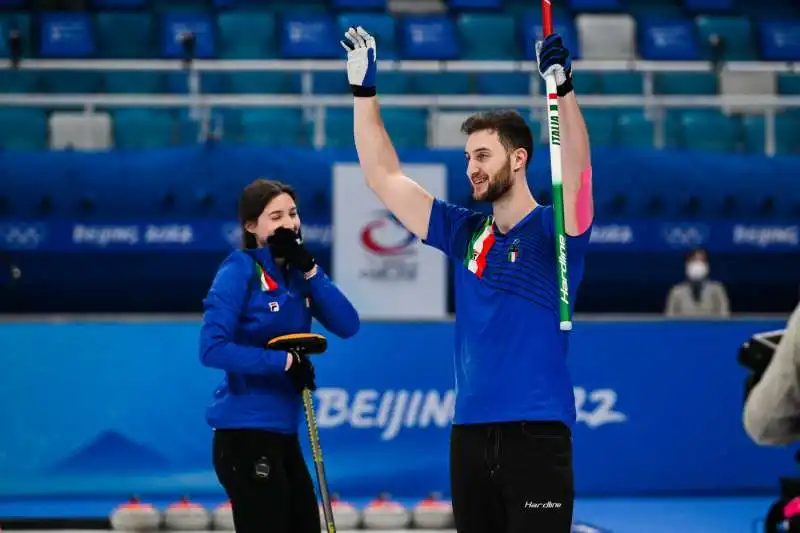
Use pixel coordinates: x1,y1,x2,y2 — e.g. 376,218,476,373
686,260,709,281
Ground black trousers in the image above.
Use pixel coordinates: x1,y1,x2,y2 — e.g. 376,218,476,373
212,428,320,533
451,421,574,533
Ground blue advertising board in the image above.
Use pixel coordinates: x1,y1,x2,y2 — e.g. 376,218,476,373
0,318,794,501
0,218,798,254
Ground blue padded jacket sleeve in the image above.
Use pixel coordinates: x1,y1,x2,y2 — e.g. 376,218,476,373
307,267,360,339
199,251,287,375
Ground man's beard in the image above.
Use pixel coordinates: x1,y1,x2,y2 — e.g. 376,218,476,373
472,159,513,203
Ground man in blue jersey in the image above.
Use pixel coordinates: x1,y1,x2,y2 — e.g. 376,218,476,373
342,27,593,532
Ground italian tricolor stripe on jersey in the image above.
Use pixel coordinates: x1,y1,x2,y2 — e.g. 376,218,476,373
257,263,278,291
465,217,495,278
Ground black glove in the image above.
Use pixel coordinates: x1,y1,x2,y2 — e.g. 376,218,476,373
267,227,316,274
286,351,316,393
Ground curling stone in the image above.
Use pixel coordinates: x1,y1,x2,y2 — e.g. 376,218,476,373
110,496,161,531
319,494,360,530
163,496,210,530
412,492,454,529
212,501,235,530
361,493,411,530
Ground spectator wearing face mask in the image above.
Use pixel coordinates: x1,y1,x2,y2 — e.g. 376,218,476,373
664,247,731,318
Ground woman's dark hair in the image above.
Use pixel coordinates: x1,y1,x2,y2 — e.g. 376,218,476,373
685,247,708,263
238,178,297,249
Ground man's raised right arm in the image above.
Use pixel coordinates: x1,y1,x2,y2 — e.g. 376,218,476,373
342,26,434,241
353,97,433,240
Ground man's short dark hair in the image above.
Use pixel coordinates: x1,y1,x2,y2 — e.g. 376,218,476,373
460,110,534,168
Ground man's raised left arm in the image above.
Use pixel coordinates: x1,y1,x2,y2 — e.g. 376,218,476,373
536,35,593,237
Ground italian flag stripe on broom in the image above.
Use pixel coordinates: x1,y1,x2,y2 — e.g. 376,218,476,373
464,217,495,278
257,263,278,291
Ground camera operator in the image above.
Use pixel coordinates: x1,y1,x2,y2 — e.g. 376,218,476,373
743,301,800,446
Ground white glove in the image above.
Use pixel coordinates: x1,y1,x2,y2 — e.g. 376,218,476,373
340,26,377,97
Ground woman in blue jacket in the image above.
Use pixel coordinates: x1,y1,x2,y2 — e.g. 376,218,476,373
199,178,360,533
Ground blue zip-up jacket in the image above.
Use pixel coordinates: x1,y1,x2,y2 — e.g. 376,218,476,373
199,247,360,434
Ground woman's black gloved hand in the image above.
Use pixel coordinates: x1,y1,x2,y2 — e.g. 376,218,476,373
285,351,316,393
267,227,316,274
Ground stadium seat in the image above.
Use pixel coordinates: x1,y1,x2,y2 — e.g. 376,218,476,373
575,14,636,60
0,13,32,59
654,72,718,95
757,21,800,61
39,12,96,58
332,0,386,8
323,108,353,148
521,111,542,145
678,109,742,153
280,13,339,59
0,70,40,93
567,0,621,11
695,16,757,61
627,3,684,19
165,71,225,94
570,73,602,94
41,71,103,93
401,15,460,60
112,109,176,149
311,71,350,94
742,114,767,154
216,0,325,10
721,72,776,102
683,0,734,13
95,13,154,59
337,13,397,59
736,0,797,18
520,14,580,60
412,73,472,94
775,113,800,155
617,109,655,149
476,73,531,95
222,71,299,95
447,0,502,9
383,108,428,148
638,18,701,60
580,109,618,147
377,72,412,94
458,14,519,60
0,108,48,150
600,72,643,94
92,0,147,7
743,113,800,155
217,11,277,59
104,72,166,94
503,0,568,18
160,12,215,59
240,108,312,146
778,73,800,95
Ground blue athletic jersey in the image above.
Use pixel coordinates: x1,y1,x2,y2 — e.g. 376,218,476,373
199,248,360,434
423,199,592,427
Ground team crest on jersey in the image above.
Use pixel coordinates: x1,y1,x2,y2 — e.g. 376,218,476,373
507,239,520,263
268,301,280,312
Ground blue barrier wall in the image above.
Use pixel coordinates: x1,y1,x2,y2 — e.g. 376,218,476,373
0,318,794,501
2,145,800,314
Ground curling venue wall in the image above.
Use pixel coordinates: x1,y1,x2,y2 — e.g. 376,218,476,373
0,318,794,501
1,145,800,315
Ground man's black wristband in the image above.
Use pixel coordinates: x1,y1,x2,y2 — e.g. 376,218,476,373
351,85,376,97
557,75,573,97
